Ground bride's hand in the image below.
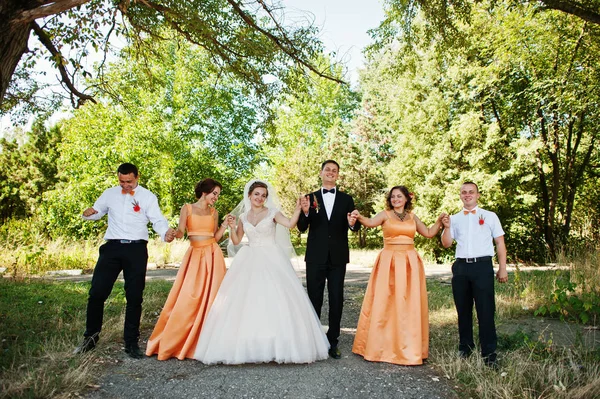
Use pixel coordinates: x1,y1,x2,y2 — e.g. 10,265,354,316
226,214,236,227
295,197,302,212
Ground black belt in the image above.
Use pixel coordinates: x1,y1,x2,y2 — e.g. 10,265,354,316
107,239,147,244
456,256,492,263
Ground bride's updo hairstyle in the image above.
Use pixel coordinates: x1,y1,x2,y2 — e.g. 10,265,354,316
248,181,269,197
195,178,222,199
386,185,413,211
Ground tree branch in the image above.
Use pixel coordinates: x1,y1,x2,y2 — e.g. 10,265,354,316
31,21,96,106
225,0,345,84
540,0,600,25
14,0,92,24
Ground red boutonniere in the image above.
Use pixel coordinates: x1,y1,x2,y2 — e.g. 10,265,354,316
312,196,319,213
478,215,485,225
132,199,141,213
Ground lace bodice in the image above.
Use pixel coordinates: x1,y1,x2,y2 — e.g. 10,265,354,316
241,208,278,247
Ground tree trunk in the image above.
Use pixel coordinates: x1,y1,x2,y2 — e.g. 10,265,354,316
0,2,32,106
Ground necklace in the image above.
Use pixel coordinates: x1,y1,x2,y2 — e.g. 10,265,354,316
393,209,407,221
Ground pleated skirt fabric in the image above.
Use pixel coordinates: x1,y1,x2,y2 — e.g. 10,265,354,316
146,239,226,360
352,243,429,365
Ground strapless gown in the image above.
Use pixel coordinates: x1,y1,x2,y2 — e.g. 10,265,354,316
352,212,429,365
194,207,329,364
146,207,226,360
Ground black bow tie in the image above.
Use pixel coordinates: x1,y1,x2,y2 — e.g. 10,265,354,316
322,188,335,194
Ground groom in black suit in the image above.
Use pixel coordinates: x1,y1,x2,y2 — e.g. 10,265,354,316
298,160,359,359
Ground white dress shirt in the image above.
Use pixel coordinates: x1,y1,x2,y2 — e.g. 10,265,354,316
83,185,170,241
449,206,504,258
321,187,336,220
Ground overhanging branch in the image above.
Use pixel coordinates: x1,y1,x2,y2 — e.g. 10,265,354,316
31,21,96,106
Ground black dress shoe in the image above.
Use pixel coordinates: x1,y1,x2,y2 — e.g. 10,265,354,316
328,347,341,359
73,333,99,354
457,350,471,359
484,353,498,369
124,343,144,359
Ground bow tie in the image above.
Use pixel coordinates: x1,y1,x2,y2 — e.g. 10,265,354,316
122,190,135,195
463,209,476,215
322,188,336,194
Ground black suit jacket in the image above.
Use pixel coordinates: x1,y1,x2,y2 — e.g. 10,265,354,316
297,189,360,265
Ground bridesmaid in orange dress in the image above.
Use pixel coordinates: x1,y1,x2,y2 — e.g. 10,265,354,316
146,178,230,360
351,186,446,365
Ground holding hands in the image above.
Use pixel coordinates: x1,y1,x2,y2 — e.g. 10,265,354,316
222,214,236,228
165,228,177,242
441,214,451,229
300,195,310,214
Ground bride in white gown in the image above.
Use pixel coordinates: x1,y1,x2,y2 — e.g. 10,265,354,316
193,180,329,364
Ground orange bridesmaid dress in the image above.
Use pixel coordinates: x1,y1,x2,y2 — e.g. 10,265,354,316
146,205,226,360
352,211,429,365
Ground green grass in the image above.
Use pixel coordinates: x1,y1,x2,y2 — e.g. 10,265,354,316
0,278,172,399
426,268,600,399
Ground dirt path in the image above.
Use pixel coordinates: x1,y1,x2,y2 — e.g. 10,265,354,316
81,264,458,399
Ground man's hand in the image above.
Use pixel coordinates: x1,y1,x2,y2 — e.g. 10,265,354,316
300,195,310,214
441,214,450,228
496,268,508,283
165,228,176,243
347,210,358,227
82,207,98,217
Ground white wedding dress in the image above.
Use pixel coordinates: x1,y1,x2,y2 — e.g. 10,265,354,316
193,207,329,364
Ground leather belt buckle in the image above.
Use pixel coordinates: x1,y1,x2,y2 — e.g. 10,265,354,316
466,257,476,263
119,239,133,244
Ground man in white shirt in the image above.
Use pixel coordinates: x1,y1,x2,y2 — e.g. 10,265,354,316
441,182,508,367
74,163,175,358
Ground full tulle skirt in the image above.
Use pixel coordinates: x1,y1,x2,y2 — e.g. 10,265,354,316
146,239,226,360
352,244,429,365
193,244,329,364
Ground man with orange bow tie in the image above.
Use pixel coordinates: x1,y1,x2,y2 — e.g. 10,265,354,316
74,163,176,358
441,181,507,368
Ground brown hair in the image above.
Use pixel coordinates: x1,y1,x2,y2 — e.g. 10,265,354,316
195,178,222,199
248,181,268,197
386,186,413,211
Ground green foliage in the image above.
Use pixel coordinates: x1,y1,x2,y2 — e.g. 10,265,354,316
535,272,600,325
361,1,600,261
34,36,264,238
3,0,337,119
0,118,62,221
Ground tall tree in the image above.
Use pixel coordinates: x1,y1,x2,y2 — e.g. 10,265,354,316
364,1,600,260
1,0,342,114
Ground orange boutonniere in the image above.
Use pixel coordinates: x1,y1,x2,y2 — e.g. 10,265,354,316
132,199,141,213
312,195,319,213
479,215,485,225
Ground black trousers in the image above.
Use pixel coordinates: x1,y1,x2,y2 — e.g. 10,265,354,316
85,241,148,344
306,261,346,348
451,259,497,357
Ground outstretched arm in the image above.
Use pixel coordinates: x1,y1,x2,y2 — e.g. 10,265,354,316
174,204,188,239
274,198,302,229
352,209,387,228
441,214,453,248
414,213,447,238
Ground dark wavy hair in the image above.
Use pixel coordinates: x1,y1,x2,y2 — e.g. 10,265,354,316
195,178,222,199
386,186,413,211
248,181,268,197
